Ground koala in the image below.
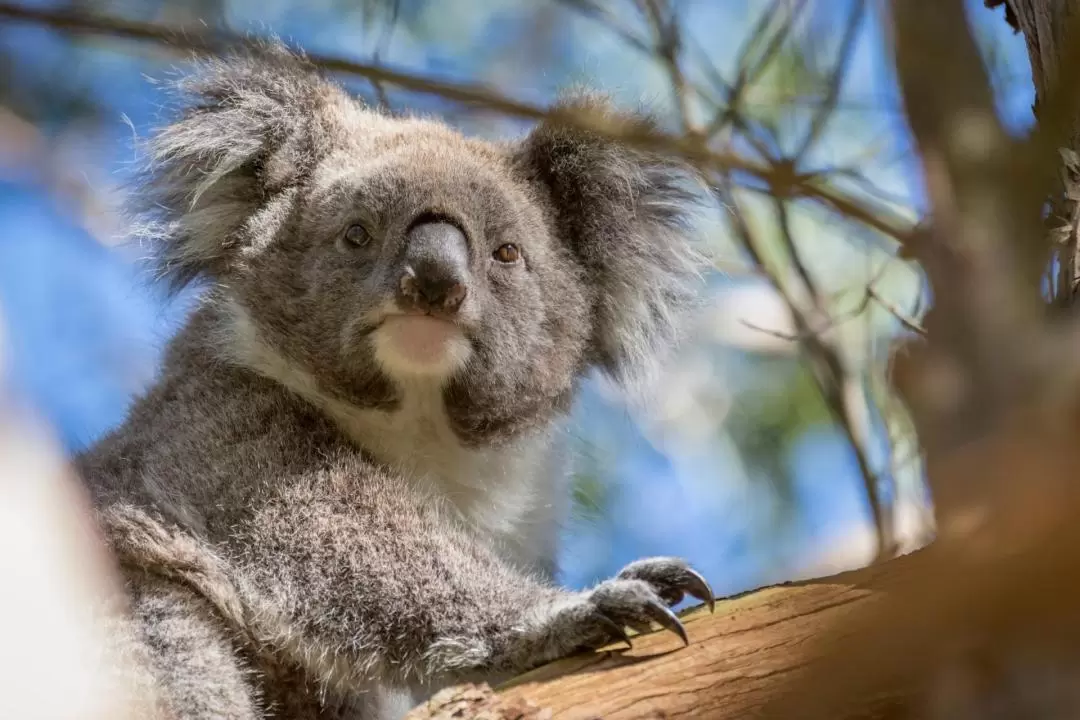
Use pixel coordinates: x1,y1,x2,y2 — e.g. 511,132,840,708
76,41,714,720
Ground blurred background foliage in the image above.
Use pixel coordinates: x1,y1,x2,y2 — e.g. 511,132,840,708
0,0,1034,598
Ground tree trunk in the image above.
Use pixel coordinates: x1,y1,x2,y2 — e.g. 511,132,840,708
995,0,1080,303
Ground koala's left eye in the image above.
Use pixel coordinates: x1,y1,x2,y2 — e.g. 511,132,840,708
493,244,521,264
343,224,372,247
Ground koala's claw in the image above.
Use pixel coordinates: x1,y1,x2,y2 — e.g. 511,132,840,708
585,557,710,647
520,557,711,668
641,598,689,646
615,556,716,613
679,568,715,613
579,578,689,649
596,614,634,650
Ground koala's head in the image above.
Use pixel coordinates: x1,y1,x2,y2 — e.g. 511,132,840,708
136,43,707,445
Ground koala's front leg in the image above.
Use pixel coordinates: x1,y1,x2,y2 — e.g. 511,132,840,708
499,557,715,670
235,463,713,692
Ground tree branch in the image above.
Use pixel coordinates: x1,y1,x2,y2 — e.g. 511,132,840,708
407,552,938,720
0,0,913,244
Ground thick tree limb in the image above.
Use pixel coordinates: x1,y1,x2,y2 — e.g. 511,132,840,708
404,556,918,720
415,544,1080,720
408,483,1080,720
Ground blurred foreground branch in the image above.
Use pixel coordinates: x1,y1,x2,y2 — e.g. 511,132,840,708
0,318,155,719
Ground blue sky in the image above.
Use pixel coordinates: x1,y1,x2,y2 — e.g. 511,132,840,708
0,0,1035,594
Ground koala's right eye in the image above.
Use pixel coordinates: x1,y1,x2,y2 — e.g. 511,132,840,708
343,224,372,248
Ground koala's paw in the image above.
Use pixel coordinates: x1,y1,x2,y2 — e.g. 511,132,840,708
614,556,716,615
538,557,714,655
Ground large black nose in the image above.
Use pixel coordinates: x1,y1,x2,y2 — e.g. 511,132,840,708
397,221,469,315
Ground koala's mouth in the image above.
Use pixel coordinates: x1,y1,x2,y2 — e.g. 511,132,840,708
371,313,473,377
377,310,463,335
382,313,458,337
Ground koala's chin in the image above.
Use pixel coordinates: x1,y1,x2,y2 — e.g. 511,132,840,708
371,314,473,381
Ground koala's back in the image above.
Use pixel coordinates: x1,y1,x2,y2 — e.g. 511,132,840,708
75,310,344,539
75,313,356,717
75,319,433,718
118,568,402,720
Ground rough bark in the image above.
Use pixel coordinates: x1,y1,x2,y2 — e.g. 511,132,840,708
994,0,1080,302
403,559,900,720
406,455,1080,720
411,529,1080,720
999,1,1080,102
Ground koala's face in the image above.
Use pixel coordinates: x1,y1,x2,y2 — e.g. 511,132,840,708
235,118,592,439
138,44,704,444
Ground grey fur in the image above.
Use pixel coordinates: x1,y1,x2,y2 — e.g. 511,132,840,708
81,40,712,719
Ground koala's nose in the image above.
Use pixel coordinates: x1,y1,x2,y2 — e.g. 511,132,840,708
397,221,469,315
399,267,467,314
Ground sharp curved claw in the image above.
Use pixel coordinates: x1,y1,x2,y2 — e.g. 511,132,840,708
643,599,689,647
596,614,633,650
683,568,715,613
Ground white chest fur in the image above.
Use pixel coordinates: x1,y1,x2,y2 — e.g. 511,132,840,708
221,303,568,575
334,381,568,574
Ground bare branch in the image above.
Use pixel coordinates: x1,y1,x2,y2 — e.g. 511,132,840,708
640,0,698,135
867,286,926,336
772,197,895,561
705,0,811,138
0,0,913,245
711,155,897,561
794,0,868,160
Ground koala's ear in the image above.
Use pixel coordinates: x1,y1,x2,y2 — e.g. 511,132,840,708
131,40,347,292
516,92,709,390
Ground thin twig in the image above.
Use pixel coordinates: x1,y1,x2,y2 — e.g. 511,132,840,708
794,0,868,160
641,0,697,135
772,197,895,561
705,0,811,138
713,168,895,560
867,286,926,336
367,0,401,110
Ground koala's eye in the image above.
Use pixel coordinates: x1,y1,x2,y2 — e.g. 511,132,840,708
493,244,521,264
343,224,372,248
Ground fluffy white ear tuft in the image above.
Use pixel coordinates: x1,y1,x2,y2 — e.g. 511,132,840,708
129,39,349,293
517,91,711,395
